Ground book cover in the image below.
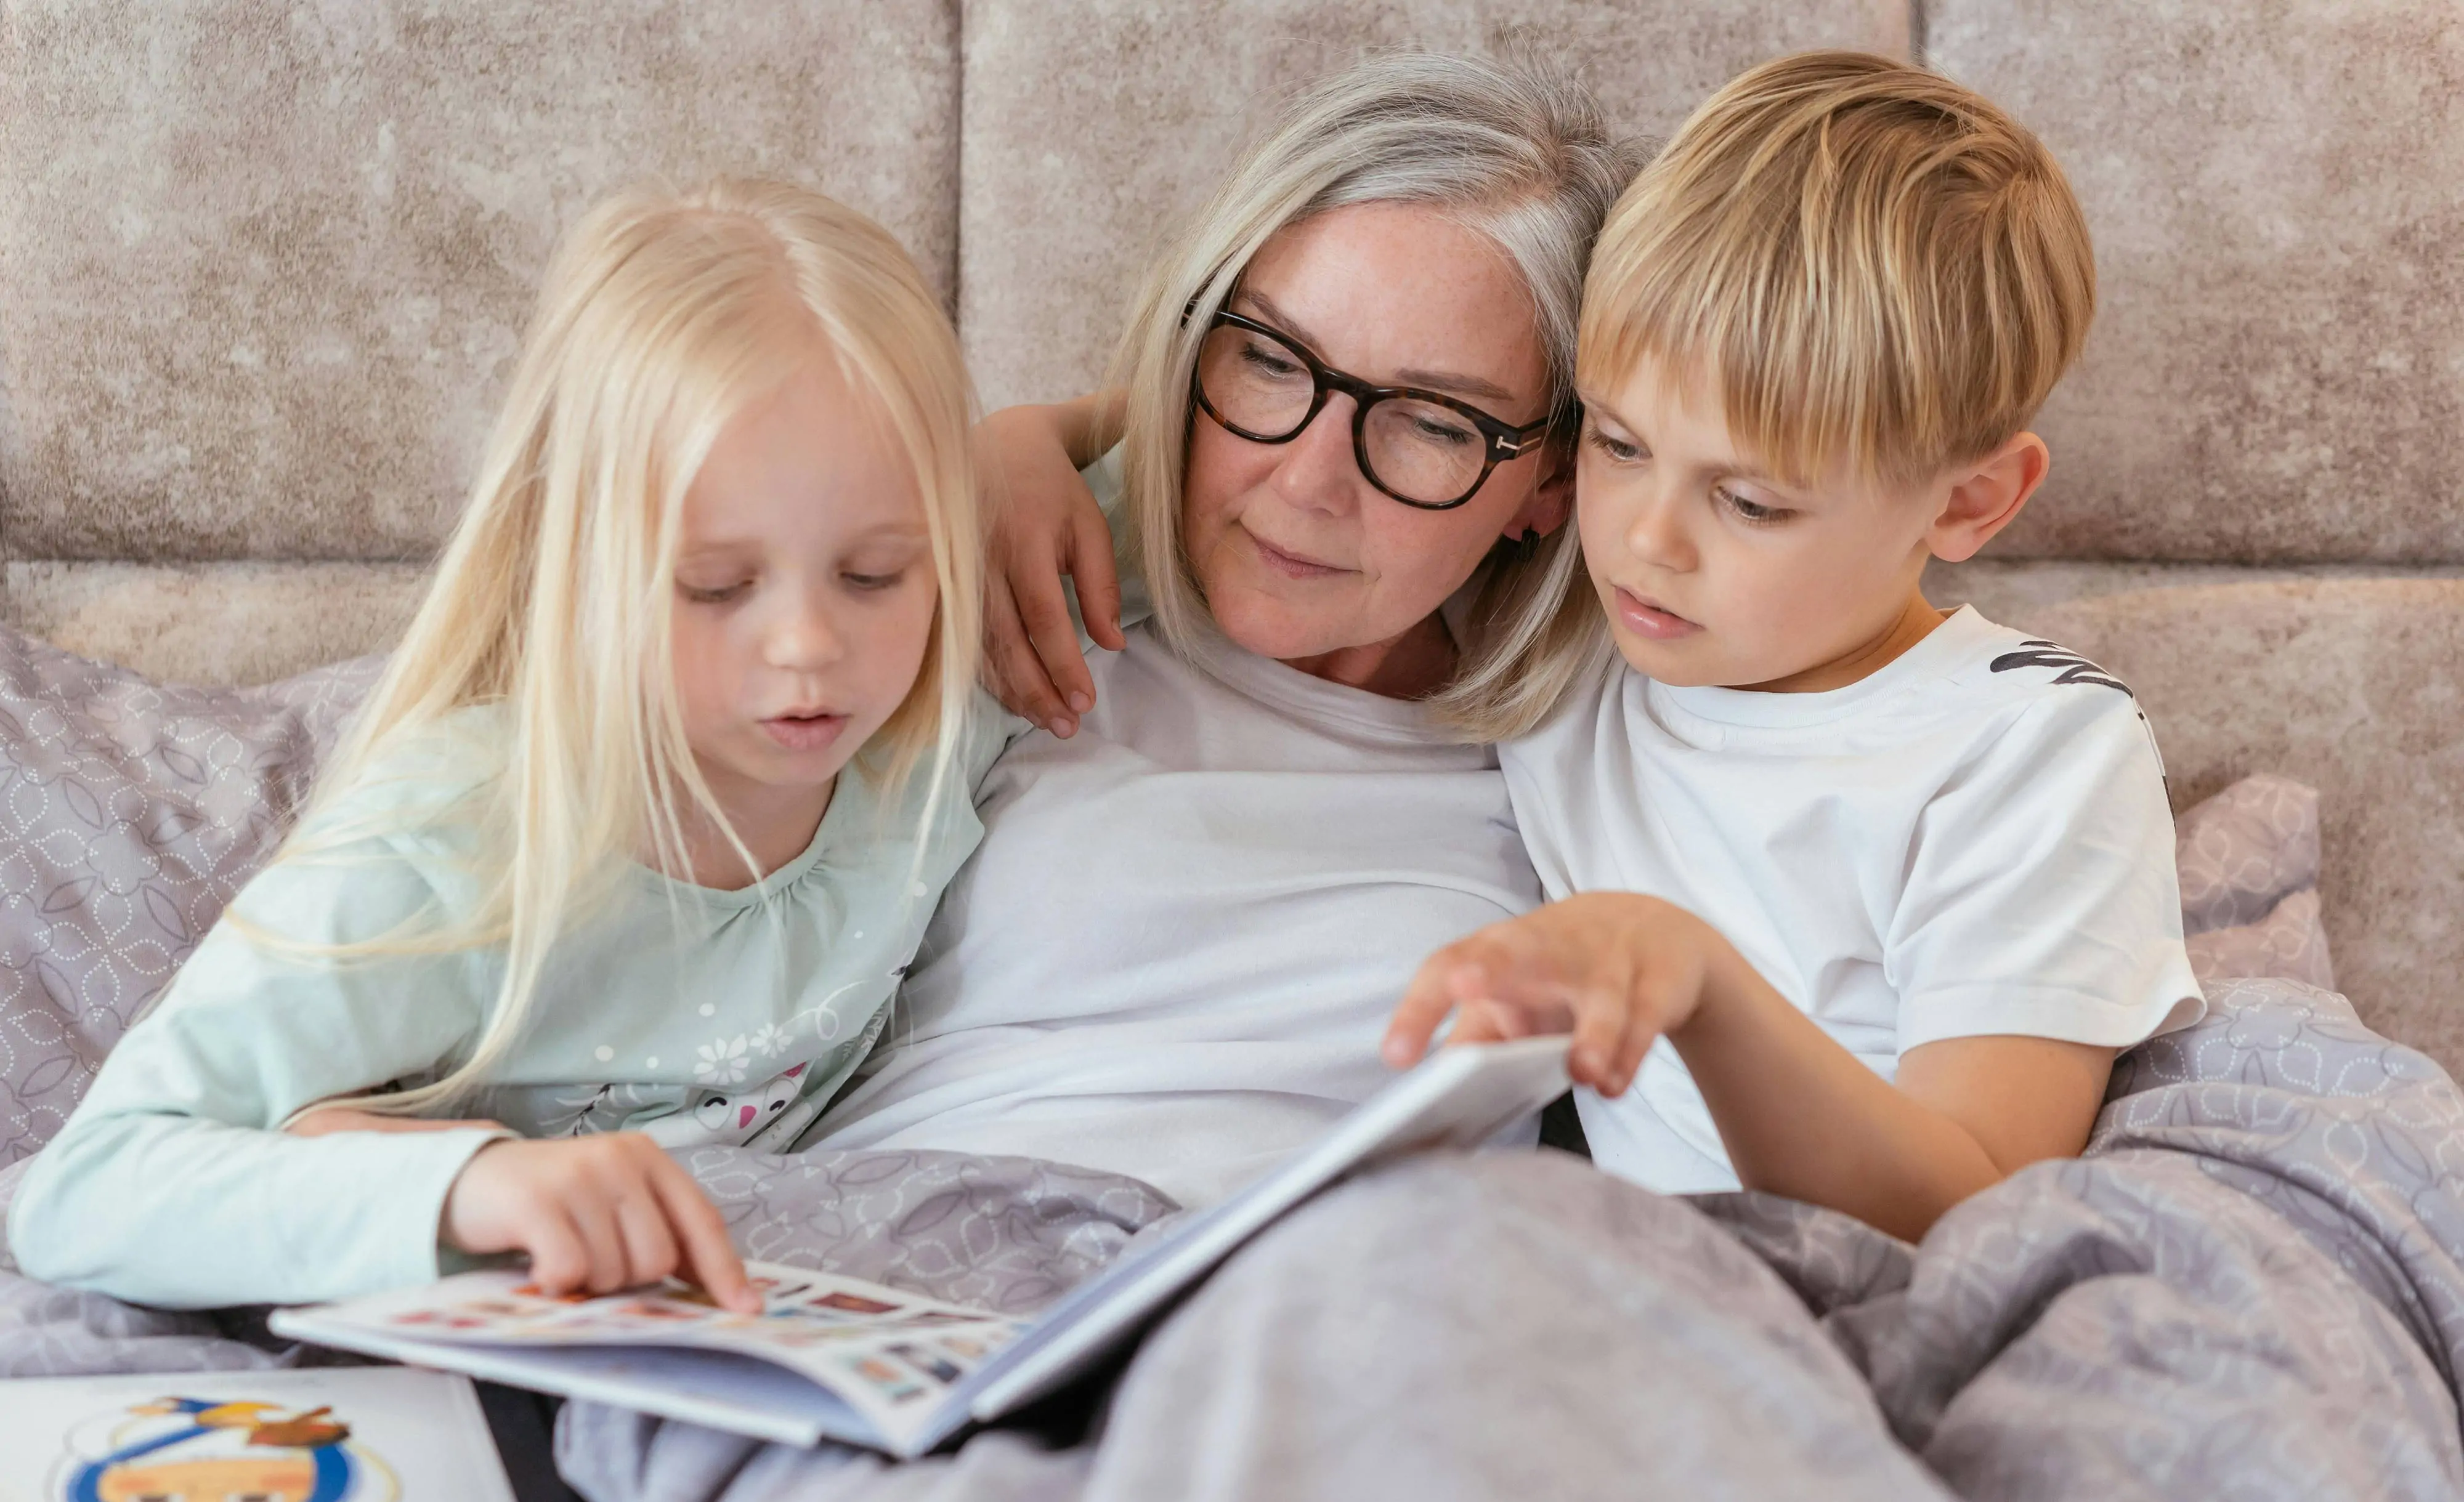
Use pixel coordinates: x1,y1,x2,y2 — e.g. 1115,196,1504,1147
0,1365,513,1502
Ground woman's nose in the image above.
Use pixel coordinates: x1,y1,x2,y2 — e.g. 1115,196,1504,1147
1268,395,1369,517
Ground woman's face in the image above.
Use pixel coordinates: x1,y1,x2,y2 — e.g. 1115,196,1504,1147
1181,202,1564,679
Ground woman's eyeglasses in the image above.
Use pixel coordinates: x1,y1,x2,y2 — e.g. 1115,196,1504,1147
1191,310,1556,511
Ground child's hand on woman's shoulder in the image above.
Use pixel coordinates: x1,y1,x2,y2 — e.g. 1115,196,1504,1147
1382,893,1741,1094
442,1136,761,1314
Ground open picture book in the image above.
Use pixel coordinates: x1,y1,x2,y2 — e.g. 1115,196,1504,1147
269,1037,1570,1458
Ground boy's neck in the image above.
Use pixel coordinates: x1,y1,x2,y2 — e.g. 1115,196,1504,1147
1743,589,1950,695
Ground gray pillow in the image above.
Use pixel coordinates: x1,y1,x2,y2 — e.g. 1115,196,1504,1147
0,628,379,1165
2174,773,2335,990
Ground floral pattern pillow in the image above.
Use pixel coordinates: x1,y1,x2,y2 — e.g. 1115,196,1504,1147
2174,773,2335,990
0,629,379,1164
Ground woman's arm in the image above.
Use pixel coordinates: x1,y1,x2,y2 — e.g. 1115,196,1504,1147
980,392,1129,737
1384,893,2112,1242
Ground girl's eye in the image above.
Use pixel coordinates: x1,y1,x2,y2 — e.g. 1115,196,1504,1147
843,570,905,592
1584,426,1645,464
1717,487,1793,525
679,580,752,605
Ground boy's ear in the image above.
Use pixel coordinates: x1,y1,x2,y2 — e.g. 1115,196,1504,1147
1507,448,1577,541
1928,432,2049,564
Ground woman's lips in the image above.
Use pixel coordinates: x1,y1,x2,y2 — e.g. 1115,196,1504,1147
760,713,849,752
1244,526,1347,579
1614,587,1702,642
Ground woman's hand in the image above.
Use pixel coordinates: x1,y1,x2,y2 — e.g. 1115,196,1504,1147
440,1134,760,1314
979,397,1129,738
1382,893,1730,1094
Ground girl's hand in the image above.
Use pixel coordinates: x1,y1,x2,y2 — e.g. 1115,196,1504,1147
1382,894,1736,1095
287,1105,506,1136
978,398,1128,738
441,1135,760,1314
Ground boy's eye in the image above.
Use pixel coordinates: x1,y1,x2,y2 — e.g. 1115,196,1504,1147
1716,487,1793,525
679,579,752,605
1583,426,1645,464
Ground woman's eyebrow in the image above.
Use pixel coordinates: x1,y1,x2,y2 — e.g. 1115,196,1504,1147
1238,290,1521,406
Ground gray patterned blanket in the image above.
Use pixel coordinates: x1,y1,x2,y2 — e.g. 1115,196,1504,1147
6,977,2461,1501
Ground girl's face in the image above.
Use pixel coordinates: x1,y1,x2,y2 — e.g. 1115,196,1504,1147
1179,202,1565,686
669,359,938,850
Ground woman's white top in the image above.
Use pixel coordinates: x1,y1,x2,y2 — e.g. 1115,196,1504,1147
814,619,1544,1208
1502,606,2205,1193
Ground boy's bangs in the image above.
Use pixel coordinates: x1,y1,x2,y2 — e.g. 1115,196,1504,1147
1578,195,1922,495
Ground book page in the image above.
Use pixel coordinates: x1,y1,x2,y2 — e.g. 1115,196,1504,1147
0,1365,513,1501
298,1262,1024,1439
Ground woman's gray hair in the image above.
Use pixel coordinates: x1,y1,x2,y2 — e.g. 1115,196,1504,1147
1108,47,1642,741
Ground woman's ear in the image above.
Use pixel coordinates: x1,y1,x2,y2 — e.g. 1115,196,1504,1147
1506,450,1576,541
1928,432,2048,564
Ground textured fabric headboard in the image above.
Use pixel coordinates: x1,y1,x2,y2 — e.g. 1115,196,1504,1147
0,0,2457,1038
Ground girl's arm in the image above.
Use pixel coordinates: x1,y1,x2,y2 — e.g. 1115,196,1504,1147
980,391,1128,737
1382,894,2113,1242
9,842,747,1312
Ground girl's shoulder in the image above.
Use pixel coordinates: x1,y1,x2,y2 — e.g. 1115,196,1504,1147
290,704,509,863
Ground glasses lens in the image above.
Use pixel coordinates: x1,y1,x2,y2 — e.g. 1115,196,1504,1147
1196,323,1317,438
1362,396,1488,506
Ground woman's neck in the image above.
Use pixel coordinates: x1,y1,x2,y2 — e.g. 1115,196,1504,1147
667,773,836,890
1279,610,1458,699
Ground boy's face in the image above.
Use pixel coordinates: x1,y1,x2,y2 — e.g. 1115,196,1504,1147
1575,356,1950,693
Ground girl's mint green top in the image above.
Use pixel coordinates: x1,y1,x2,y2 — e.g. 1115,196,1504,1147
7,701,1008,1309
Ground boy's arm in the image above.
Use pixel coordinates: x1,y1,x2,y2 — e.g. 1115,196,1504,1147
980,392,1130,737
1384,893,2111,1242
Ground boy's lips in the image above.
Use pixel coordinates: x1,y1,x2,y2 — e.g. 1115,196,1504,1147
1613,587,1702,642
760,713,849,752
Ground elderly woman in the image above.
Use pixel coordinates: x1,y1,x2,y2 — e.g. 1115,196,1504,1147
807,50,1636,1207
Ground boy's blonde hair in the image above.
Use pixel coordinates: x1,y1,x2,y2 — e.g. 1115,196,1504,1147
262,178,981,1117
1579,50,2096,490
1109,49,1642,743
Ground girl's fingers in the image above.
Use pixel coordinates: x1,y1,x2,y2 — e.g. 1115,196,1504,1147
522,1208,592,1298
1565,979,1633,1090
614,1187,681,1291
647,1153,758,1315
1063,496,1126,653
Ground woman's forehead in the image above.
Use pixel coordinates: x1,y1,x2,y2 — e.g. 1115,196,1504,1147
1236,202,1547,410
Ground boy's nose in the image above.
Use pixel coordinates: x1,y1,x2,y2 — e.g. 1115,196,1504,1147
1624,489,1696,571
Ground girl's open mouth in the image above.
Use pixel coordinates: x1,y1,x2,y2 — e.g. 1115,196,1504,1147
761,713,849,752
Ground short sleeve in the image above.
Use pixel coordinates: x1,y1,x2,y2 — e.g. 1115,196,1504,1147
1887,690,2205,1054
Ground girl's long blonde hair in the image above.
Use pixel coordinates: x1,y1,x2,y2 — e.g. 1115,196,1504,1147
265,178,981,1117
1109,50,1639,741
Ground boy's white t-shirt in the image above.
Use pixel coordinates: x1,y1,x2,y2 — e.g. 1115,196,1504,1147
1502,606,2205,1193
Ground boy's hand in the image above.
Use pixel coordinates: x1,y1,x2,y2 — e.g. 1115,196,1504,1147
441,1135,760,1314
1382,894,1733,1095
979,402,1125,739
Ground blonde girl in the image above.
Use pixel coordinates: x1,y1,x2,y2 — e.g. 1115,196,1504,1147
12,179,992,1314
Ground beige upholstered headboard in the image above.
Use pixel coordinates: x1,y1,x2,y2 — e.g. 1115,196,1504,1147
1,2,2457,1049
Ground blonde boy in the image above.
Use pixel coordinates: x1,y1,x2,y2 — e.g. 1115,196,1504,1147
1385,52,2202,1240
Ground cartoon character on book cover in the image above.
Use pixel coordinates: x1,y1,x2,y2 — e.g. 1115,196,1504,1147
47,1394,397,1502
